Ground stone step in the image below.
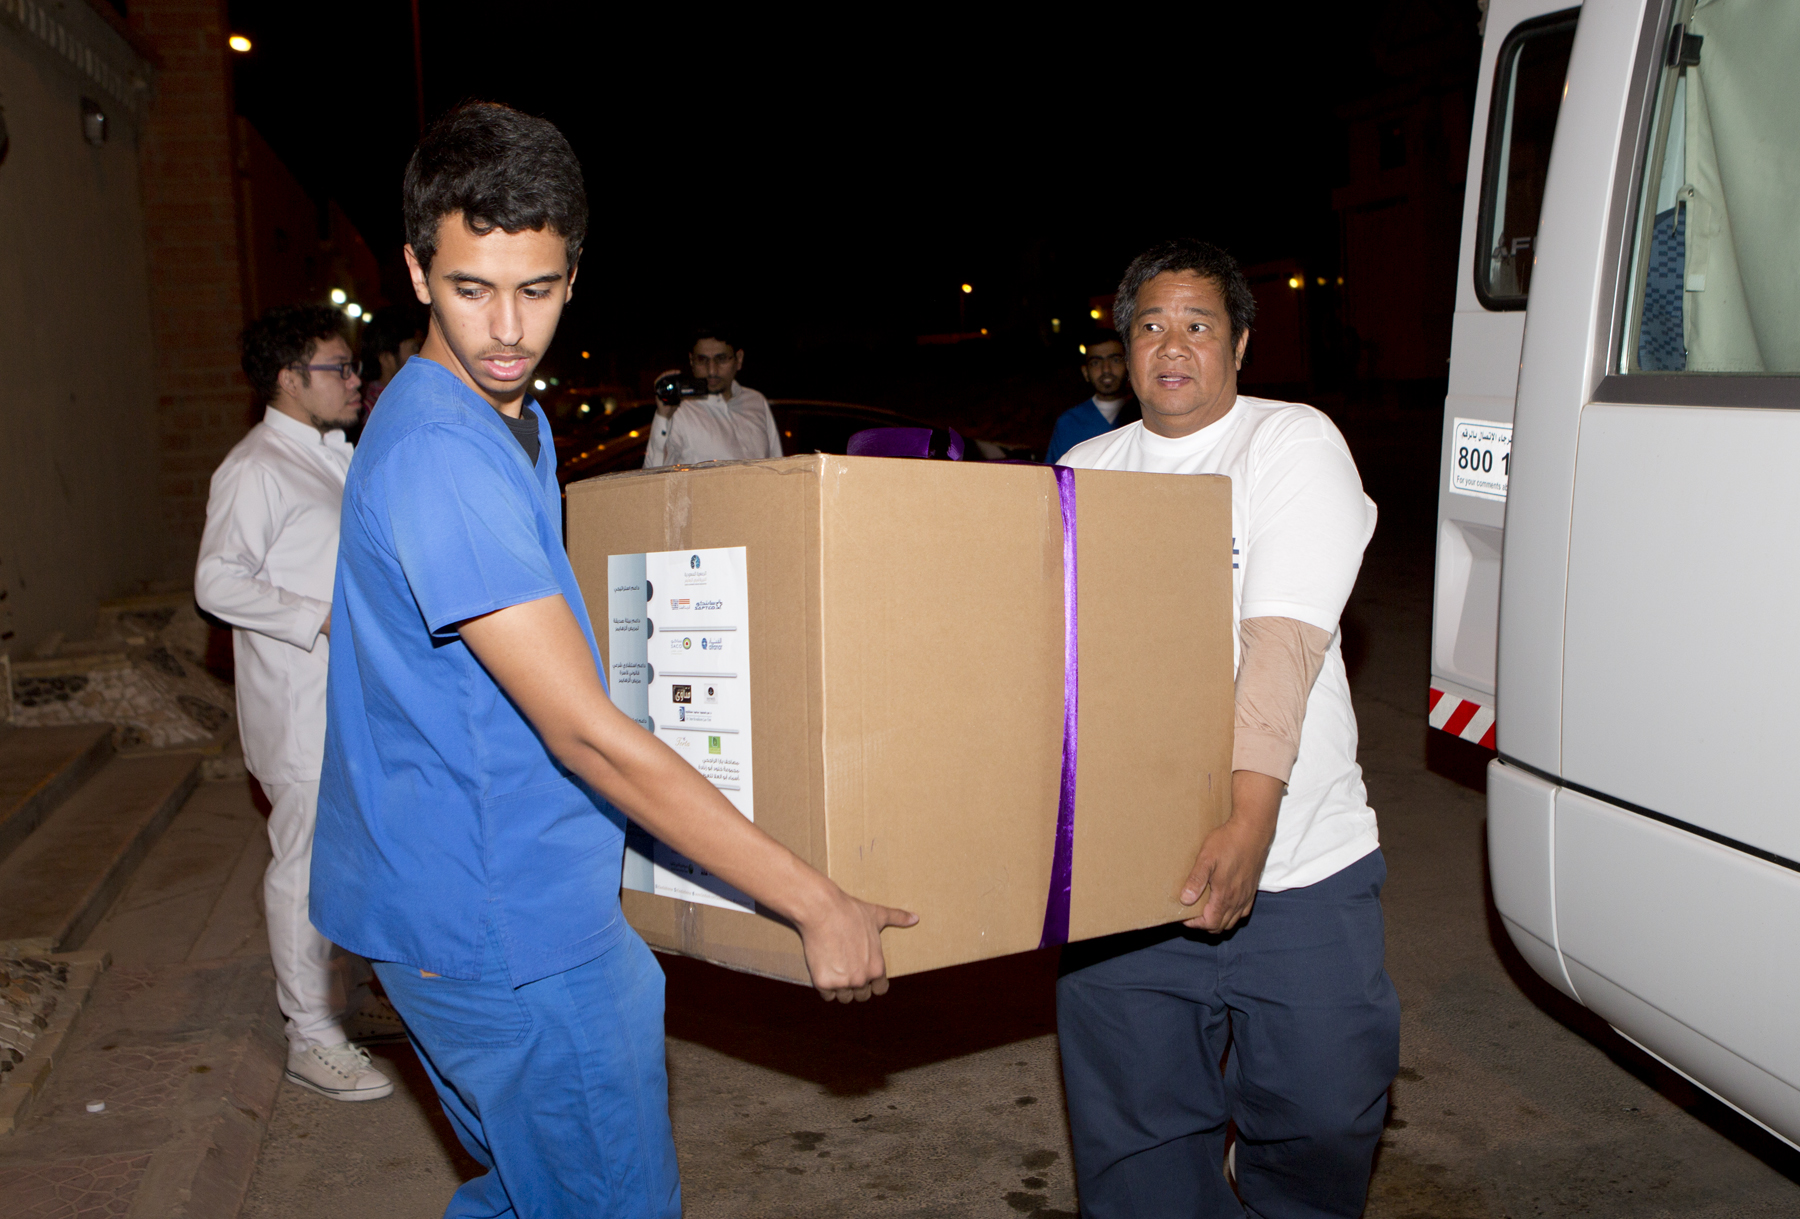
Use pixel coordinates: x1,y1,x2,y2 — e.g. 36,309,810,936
0,752,202,950
0,724,114,866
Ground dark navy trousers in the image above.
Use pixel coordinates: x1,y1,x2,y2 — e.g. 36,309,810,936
1057,849,1399,1219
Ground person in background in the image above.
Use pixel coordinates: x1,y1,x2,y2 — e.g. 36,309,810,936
1055,239,1396,1218
358,305,427,413
195,304,404,1104
643,326,782,467
1045,329,1139,464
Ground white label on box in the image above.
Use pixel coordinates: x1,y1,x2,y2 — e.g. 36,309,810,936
607,546,754,913
1450,418,1512,502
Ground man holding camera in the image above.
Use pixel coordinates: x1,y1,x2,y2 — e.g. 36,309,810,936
643,327,782,467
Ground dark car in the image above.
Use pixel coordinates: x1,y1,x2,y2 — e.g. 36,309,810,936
555,399,1034,487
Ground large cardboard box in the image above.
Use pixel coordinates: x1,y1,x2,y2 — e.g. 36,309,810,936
565,455,1233,983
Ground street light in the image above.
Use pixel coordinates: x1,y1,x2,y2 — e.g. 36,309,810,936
1089,308,1102,320
228,34,252,53
960,283,972,294
330,289,347,305
346,303,363,319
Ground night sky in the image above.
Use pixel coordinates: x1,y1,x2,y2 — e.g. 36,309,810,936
227,1,1480,428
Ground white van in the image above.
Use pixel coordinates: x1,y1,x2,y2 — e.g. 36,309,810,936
1432,0,1800,1148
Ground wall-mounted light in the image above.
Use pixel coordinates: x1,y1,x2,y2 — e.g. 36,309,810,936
1050,318,1061,333
1088,308,1102,320
229,34,253,53
1287,275,1303,289
80,98,106,147
960,283,973,294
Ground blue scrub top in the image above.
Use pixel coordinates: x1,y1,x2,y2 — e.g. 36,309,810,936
1047,398,1117,465
312,357,627,984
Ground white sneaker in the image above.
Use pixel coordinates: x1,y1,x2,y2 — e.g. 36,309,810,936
343,995,410,1045
286,1041,394,1102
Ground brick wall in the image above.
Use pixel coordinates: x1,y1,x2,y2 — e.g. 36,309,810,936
129,0,252,575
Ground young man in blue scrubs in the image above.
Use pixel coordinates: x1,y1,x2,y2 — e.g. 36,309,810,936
311,102,915,1218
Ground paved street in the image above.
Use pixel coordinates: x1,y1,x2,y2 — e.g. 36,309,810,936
231,414,1800,1217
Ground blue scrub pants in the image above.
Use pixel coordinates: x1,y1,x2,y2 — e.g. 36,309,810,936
1056,849,1399,1219
374,930,680,1219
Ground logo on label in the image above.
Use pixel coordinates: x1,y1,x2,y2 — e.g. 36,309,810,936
700,638,709,651
678,706,687,721
708,736,721,755
682,637,692,650
689,555,701,570
672,685,692,704
669,597,689,611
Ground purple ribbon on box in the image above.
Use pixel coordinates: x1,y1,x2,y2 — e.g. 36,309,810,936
1039,465,1078,948
845,429,1080,947
845,426,965,461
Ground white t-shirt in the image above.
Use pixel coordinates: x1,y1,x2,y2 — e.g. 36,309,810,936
643,382,783,467
1061,395,1379,891
1092,395,1129,425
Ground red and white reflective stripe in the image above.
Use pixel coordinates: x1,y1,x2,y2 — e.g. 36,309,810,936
1428,685,1496,749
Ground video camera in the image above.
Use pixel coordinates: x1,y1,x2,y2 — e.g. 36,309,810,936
653,373,711,408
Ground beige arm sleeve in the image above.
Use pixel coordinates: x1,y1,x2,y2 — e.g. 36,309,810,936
1233,616,1334,783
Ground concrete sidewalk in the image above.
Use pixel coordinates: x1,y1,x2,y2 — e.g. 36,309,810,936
0,778,285,1219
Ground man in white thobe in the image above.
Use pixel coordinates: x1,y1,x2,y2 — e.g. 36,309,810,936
196,305,397,1102
643,328,782,466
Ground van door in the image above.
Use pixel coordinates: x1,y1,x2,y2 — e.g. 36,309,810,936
1430,2,1578,747
1552,0,1800,1145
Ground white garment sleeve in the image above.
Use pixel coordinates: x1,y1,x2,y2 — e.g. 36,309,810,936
194,457,331,651
764,401,783,458
644,409,677,468
1237,428,1376,634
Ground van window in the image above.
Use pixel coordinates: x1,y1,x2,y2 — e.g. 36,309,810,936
1475,11,1579,309
1622,1,1800,374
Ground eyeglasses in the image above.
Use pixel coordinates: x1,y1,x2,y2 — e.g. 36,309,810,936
295,361,358,380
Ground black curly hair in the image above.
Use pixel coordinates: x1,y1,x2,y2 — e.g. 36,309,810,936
403,101,588,273
239,304,348,404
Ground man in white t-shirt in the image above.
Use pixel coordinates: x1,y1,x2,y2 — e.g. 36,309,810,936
643,328,782,467
1055,239,1399,1218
